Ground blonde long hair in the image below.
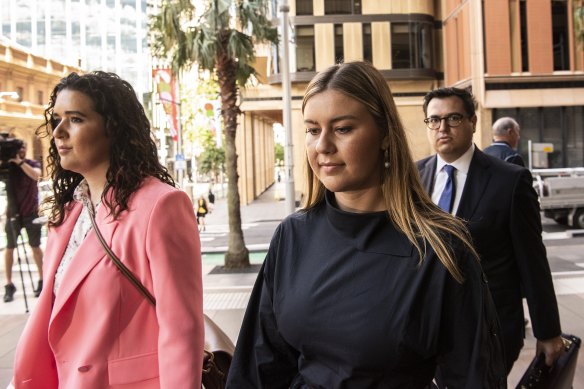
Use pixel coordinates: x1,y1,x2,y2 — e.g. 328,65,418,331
301,61,477,282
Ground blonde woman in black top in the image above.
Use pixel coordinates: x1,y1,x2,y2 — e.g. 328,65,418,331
227,62,506,388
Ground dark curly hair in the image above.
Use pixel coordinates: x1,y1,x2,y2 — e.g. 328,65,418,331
36,71,175,227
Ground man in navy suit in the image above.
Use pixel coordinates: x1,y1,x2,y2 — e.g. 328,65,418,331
483,117,525,166
416,87,563,375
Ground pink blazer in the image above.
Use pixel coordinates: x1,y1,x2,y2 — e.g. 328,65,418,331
13,178,204,388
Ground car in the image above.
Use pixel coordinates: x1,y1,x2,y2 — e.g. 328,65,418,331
533,168,584,229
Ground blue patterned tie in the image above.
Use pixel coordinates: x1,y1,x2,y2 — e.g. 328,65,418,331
438,165,456,213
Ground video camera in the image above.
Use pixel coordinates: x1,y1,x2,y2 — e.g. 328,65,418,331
0,133,24,181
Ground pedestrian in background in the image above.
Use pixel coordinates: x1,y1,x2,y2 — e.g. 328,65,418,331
207,186,215,213
417,87,562,375
196,194,208,232
3,140,44,302
483,117,525,166
227,61,505,388
10,71,204,388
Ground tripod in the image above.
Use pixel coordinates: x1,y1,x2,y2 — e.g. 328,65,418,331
2,165,36,312
6,215,35,313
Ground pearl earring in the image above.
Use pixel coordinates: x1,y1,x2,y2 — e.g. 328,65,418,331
384,149,390,169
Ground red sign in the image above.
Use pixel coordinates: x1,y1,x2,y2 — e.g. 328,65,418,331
152,68,179,141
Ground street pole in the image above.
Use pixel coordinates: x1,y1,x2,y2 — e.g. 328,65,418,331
177,96,183,188
528,139,532,171
280,0,295,214
175,71,184,189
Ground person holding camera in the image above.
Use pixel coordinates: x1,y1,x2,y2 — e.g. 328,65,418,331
4,141,44,302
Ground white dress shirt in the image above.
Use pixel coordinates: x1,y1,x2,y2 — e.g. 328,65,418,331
431,144,475,215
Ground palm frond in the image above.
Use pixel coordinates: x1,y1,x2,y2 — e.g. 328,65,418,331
216,0,232,15
238,0,279,44
235,63,256,86
151,0,277,82
228,30,255,63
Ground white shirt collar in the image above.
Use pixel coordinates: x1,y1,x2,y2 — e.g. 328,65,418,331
436,144,475,174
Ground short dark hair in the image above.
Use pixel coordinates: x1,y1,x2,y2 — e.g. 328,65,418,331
37,71,174,227
422,87,477,118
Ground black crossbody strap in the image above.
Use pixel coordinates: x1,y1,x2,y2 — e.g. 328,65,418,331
89,212,156,306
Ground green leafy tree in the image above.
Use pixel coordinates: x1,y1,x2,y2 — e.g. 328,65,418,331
198,129,225,183
274,142,284,165
151,0,278,268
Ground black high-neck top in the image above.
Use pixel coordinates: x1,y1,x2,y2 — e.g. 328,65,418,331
227,191,506,388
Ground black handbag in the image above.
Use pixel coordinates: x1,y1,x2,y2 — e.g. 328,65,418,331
89,211,233,388
515,333,581,389
201,316,235,389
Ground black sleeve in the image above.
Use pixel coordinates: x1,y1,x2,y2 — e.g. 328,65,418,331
510,169,561,340
226,229,300,388
437,251,507,388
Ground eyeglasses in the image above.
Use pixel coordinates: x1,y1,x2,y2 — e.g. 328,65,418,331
423,114,466,130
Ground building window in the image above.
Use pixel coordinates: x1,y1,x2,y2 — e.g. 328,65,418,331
392,23,411,69
334,24,344,63
391,22,433,69
15,87,24,102
565,106,584,166
551,0,569,71
363,23,372,63
415,23,433,69
271,43,280,75
324,0,361,15
1,4,9,38
296,0,313,15
37,10,46,48
15,2,32,47
295,26,315,72
37,90,44,105
543,107,564,167
519,0,529,72
50,0,67,62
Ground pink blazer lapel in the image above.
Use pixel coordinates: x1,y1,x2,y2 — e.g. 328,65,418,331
49,203,119,322
42,203,83,298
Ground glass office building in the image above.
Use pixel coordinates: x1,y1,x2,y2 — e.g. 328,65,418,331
0,0,150,96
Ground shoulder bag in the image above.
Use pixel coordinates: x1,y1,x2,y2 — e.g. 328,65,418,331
89,213,234,389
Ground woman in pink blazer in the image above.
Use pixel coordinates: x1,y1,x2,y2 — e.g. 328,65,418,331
11,71,204,388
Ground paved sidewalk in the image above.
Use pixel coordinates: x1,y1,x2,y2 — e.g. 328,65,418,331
0,182,583,387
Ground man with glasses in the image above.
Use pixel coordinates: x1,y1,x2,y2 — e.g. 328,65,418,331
483,117,525,166
416,87,563,376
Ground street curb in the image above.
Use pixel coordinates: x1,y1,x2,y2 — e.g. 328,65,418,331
201,243,270,254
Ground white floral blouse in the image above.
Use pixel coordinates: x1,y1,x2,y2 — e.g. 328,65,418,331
53,180,100,295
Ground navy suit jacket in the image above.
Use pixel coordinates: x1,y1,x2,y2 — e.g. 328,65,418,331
483,141,525,166
417,148,561,358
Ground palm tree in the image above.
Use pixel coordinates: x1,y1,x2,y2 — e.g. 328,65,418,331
151,0,278,268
